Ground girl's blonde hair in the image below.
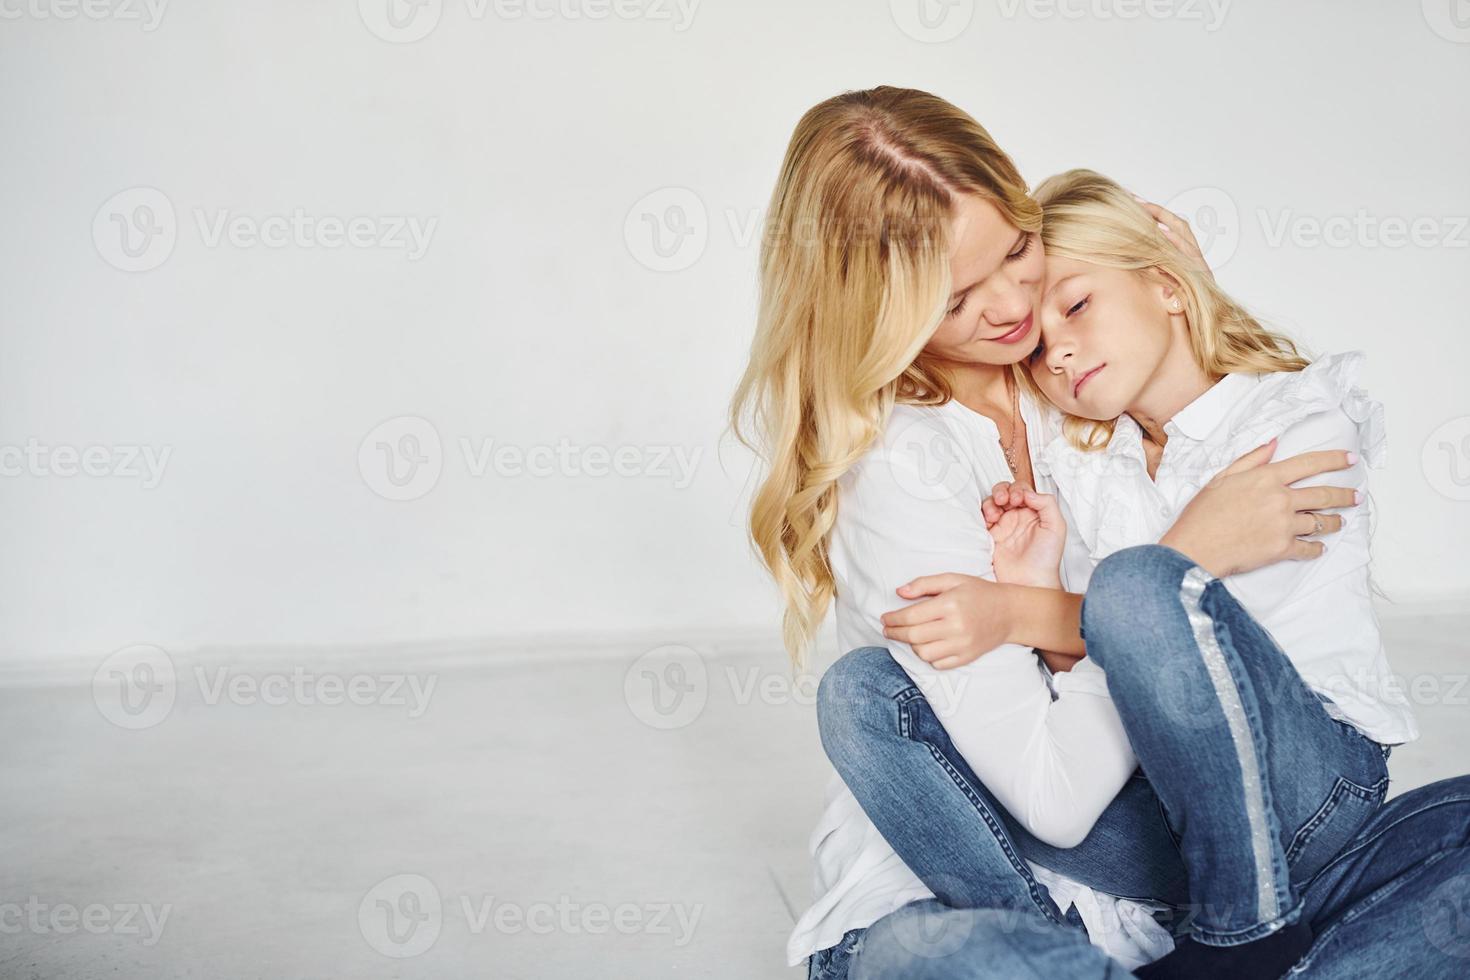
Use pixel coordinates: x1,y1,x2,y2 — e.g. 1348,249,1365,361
730,86,1041,668
1028,168,1309,450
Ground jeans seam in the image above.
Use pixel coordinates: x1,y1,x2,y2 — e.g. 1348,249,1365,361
1189,895,1305,946
1289,850,1454,975
895,693,1063,926
918,740,1064,924
1284,775,1389,865
1297,793,1470,895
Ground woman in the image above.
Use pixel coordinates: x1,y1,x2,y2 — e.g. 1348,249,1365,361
730,87,1470,978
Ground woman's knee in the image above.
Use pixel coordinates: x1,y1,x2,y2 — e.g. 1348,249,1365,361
851,902,1109,980
1082,544,1200,670
817,647,908,769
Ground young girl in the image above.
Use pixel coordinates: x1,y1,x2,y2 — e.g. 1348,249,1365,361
736,87,1470,980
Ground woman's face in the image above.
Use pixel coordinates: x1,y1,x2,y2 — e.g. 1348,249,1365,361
922,194,1045,366
1027,253,1180,420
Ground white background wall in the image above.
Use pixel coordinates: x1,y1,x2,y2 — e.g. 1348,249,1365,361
2,0,1467,662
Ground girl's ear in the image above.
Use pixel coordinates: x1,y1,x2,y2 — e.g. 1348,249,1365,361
1148,266,1186,314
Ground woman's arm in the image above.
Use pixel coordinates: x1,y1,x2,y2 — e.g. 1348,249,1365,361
1159,439,1357,577
836,427,1135,847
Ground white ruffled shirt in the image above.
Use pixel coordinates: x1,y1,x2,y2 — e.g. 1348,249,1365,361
1037,350,1418,747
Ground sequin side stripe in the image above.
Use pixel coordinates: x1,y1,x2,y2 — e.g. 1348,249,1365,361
1179,565,1278,923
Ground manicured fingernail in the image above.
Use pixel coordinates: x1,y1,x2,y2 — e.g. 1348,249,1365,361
1347,451,1358,465
1354,489,1363,505
1158,222,1171,231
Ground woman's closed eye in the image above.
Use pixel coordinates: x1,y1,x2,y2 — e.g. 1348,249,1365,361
1007,233,1034,263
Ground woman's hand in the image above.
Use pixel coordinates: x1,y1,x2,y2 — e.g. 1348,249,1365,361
981,481,1066,590
881,574,1013,671
1159,438,1357,578
1132,193,1213,281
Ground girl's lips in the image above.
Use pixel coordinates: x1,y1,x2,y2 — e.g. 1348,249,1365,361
989,312,1035,345
1073,364,1105,398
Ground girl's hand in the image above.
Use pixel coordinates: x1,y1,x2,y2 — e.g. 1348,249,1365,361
882,574,1012,671
1159,439,1357,578
982,482,1067,589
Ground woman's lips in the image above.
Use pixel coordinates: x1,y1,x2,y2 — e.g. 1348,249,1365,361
989,312,1034,345
1073,364,1105,399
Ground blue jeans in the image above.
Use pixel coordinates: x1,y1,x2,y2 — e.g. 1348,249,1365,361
810,544,1470,978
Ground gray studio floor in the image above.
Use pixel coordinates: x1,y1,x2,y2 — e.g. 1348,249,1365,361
1,607,1466,979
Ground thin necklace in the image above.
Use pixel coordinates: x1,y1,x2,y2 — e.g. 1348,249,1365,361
1001,372,1021,475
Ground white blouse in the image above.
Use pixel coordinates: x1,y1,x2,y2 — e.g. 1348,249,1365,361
785,392,1173,970
1036,350,1418,747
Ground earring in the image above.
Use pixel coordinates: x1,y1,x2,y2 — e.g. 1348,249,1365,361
1169,298,1183,312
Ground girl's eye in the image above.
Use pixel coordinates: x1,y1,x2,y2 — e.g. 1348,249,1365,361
1066,296,1089,317
947,294,968,318
1006,233,1034,262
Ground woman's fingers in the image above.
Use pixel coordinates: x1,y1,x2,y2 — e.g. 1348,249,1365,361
1217,438,1278,477
1296,511,1345,537
913,639,963,665
894,573,967,600
1289,484,1360,512
1270,449,1356,485
1134,197,1209,270
1285,537,1327,561
881,595,945,628
884,620,949,646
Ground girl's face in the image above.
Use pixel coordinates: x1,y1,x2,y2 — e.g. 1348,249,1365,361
1027,253,1181,420
922,194,1045,366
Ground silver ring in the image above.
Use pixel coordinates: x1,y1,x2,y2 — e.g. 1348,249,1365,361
1311,513,1324,536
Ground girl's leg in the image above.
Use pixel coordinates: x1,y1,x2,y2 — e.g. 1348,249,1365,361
818,646,1188,922
1081,544,1393,951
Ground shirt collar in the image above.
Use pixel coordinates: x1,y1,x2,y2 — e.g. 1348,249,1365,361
1164,373,1258,443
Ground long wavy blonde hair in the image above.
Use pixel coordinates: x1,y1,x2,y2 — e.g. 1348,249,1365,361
730,87,1042,668
1029,168,1310,450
